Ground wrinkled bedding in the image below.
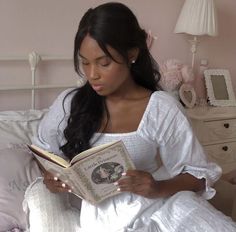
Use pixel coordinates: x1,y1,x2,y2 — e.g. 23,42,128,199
0,110,46,231
5,228,25,232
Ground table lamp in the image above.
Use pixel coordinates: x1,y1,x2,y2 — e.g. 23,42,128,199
174,0,218,69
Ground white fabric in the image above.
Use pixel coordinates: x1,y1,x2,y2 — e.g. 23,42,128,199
0,109,47,149
0,110,46,231
24,181,236,232
0,147,41,231
23,178,80,232
25,89,236,231
36,89,221,198
174,0,218,36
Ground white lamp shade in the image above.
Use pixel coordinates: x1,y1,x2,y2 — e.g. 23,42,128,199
174,0,218,36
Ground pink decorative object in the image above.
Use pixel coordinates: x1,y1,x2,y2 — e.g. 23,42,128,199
159,59,194,92
146,30,157,49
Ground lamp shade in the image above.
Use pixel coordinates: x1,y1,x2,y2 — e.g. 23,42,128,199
174,0,218,36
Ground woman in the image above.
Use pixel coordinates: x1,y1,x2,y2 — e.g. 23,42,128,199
28,2,236,231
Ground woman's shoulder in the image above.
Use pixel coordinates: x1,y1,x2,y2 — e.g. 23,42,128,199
53,88,77,104
149,91,185,114
49,88,77,111
138,91,189,144
144,90,189,129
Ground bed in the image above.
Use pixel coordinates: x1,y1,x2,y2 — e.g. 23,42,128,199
0,52,80,231
1,52,236,232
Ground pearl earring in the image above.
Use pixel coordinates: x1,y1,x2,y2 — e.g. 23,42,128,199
131,60,136,64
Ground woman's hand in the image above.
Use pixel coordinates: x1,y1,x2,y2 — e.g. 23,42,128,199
43,170,72,193
116,170,159,198
116,170,205,199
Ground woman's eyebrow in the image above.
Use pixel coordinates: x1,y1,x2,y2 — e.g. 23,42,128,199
79,53,108,61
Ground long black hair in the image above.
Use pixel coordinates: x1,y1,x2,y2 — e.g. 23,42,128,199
60,2,161,160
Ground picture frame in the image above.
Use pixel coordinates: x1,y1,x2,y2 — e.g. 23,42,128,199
179,83,197,108
204,69,236,107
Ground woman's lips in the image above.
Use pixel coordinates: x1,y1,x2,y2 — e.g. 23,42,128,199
92,84,103,91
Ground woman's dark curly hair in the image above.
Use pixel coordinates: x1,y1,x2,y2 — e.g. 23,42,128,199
60,2,161,160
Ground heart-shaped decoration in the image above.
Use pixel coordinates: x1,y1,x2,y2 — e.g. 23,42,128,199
179,84,196,108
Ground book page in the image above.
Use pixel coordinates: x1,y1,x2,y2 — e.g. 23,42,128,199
34,155,84,198
29,144,70,168
70,141,119,164
29,141,120,168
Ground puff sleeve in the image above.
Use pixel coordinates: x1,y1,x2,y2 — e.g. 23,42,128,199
33,88,74,157
153,94,222,199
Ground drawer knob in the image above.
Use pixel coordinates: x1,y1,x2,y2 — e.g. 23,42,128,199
222,146,228,151
223,123,230,128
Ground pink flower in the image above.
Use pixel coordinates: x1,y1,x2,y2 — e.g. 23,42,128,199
159,59,193,91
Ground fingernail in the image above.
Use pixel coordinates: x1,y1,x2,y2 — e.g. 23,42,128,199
62,183,66,188
121,172,127,176
114,182,119,186
54,177,58,181
68,189,72,193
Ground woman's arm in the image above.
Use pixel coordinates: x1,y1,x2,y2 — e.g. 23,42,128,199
154,172,205,197
117,170,205,198
35,88,75,155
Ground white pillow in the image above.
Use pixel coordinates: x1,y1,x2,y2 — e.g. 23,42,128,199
0,109,46,230
0,109,47,149
23,178,81,232
0,147,41,231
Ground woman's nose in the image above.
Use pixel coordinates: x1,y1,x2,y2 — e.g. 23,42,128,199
88,65,99,79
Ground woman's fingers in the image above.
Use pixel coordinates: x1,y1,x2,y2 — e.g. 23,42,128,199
118,170,151,186
115,170,158,198
43,171,72,193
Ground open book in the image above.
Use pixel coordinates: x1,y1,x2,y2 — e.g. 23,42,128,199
27,140,135,205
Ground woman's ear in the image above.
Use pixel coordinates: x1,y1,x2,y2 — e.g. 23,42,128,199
128,48,139,64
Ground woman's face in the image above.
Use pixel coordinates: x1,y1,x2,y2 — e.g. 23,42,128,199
79,35,134,97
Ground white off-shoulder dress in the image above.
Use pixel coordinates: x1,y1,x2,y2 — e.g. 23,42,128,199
25,89,236,232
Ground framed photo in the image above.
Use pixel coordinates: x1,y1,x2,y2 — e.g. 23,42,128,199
204,69,236,107
179,83,197,108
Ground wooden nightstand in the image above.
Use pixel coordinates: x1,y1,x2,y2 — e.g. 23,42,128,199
186,106,236,174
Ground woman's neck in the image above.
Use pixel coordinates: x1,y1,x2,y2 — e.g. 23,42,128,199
106,84,151,104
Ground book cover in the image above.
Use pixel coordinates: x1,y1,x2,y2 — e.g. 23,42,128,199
28,140,135,204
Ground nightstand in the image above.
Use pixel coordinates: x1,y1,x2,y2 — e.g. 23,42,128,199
186,106,236,174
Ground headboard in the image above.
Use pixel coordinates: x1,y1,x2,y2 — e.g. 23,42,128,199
0,52,83,231
0,52,81,110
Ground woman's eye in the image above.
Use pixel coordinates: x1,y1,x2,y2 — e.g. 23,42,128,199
99,59,111,67
79,58,89,65
82,61,89,65
100,62,110,67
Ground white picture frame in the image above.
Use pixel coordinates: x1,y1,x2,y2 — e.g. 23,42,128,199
204,69,236,107
179,83,197,108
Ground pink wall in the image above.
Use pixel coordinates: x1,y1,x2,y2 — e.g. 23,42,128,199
0,0,236,109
